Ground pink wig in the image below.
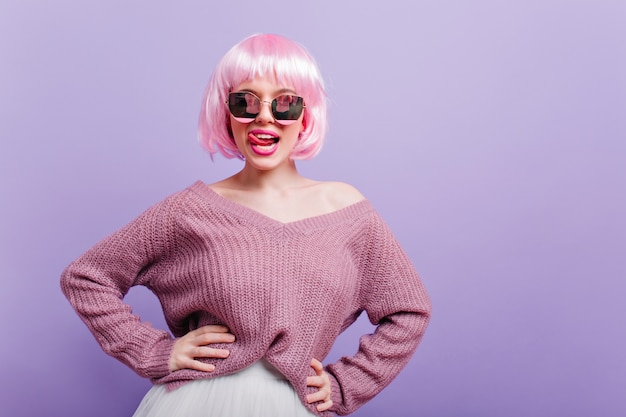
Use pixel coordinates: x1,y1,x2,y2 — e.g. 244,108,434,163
198,33,328,160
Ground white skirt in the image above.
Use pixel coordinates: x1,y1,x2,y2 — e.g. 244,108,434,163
132,359,317,417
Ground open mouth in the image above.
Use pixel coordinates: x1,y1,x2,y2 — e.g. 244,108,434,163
248,131,279,155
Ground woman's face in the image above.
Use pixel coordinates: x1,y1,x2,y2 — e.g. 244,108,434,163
228,76,305,171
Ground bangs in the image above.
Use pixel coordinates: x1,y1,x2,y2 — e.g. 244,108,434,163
217,35,323,106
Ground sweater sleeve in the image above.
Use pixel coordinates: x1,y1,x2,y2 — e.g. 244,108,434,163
325,213,432,415
60,195,180,380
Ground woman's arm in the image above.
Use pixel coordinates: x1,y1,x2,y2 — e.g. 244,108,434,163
325,213,432,415
61,196,179,379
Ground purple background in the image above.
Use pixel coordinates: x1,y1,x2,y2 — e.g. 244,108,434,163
1,1,625,416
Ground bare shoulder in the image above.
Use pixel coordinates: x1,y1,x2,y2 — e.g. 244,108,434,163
317,181,366,210
207,176,237,192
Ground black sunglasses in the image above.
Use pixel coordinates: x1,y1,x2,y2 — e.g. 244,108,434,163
226,91,306,125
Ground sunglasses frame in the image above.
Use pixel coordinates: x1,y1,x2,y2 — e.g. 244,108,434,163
226,91,306,126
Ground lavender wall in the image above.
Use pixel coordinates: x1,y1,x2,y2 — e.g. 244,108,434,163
1,1,624,416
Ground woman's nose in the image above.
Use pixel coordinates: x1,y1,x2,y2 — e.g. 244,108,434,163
255,100,275,124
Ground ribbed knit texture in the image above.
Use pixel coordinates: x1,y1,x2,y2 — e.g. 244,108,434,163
61,181,431,416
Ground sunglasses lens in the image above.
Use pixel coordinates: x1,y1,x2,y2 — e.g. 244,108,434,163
228,92,259,120
227,92,305,124
272,95,304,121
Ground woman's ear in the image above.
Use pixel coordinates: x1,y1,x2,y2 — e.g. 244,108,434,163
226,117,234,138
300,115,307,132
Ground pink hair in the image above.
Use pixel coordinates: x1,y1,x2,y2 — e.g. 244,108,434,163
198,34,328,160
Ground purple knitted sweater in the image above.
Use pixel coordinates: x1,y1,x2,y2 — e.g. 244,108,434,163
61,181,431,416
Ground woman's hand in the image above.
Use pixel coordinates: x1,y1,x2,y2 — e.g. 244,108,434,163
169,325,235,372
306,358,333,412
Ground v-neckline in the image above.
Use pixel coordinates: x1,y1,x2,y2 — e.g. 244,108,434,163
189,181,373,231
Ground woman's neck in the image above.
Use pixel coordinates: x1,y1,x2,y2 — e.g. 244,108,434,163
233,160,309,192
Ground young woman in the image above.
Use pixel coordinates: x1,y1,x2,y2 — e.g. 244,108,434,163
61,33,431,417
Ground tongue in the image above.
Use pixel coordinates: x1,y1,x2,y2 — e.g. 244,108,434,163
249,133,277,146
